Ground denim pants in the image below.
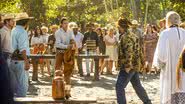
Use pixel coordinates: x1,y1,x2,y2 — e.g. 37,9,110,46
10,60,29,97
116,66,151,104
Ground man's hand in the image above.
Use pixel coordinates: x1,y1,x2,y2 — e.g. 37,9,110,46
67,45,73,49
24,60,30,71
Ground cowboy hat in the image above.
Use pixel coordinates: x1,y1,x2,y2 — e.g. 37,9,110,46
2,14,16,21
131,20,139,25
16,12,34,21
50,25,58,30
72,24,78,29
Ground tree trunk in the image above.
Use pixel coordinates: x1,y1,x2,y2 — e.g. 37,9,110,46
144,0,149,26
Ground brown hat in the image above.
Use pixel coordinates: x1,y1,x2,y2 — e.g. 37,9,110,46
16,12,34,21
117,17,132,28
2,14,16,21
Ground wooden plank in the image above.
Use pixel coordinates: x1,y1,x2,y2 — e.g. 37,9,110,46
28,54,55,59
14,97,97,103
75,54,109,59
28,54,109,59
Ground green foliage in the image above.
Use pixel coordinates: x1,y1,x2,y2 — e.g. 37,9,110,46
0,0,185,28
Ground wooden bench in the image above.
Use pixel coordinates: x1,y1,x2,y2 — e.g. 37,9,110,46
14,97,97,104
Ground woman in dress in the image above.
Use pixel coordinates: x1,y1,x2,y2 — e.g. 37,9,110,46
143,24,158,74
153,11,185,104
101,27,118,75
31,27,51,76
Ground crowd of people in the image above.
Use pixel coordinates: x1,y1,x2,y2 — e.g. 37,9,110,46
1,10,185,104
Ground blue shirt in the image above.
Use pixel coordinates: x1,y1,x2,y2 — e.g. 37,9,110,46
11,25,30,55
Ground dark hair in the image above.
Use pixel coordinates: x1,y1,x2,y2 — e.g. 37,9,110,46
118,17,131,29
34,26,43,37
60,17,67,24
152,25,159,33
3,19,11,25
145,24,152,34
16,19,29,26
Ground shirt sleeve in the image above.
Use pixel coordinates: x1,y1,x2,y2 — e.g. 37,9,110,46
82,33,87,45
18,31,29,52
152,31,167,69
55,30,68,49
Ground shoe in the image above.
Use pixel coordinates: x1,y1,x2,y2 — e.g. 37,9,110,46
80,74,84,77
65,94,71,99
86,73,90,77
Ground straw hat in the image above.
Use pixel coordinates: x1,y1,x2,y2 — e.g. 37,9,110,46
131,20,139,25
180,22,185,29
50,25,58,30
2,14,15,21
72,24,78,29
16,12,34,21
41,26,48,32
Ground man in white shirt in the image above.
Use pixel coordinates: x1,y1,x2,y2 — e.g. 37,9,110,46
72,23,84,76
0,13,15,103
0,14,15,61
55,17,75,99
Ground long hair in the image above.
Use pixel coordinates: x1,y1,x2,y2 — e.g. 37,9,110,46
145,24,153,34
34,26,43,37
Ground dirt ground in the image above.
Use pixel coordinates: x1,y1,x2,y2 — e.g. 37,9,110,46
27,65,160,104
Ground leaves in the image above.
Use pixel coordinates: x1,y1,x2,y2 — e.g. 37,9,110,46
0,0,184,28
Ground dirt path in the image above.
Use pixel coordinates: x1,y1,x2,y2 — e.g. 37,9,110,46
28,69,160,104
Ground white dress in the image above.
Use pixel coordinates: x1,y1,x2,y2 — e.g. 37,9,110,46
104,35,118,61
153,27,185,104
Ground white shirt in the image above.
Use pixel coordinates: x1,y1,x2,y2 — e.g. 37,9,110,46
55,28,74,49
104,34,117,45
41,33,49,44
31,36,44,46
153,27,185,104
0,26,13,53
74,32,84,49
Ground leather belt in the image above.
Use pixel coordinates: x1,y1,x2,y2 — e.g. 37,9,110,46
56,48,67,53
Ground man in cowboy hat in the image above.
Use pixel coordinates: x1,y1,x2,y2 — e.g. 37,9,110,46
116,17,151,104
10,12,33,97
0,14,16,61
48,25,58,76
72,23,84,76
0,13,15,104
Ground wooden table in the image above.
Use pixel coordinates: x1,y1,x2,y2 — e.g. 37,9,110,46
14,97,97,104
75,54,109,81
29,54,109,81
29,54,55,81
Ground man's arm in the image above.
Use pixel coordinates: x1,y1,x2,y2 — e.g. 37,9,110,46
18,31,30,70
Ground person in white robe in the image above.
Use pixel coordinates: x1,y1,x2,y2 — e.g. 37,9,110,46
153,11,185,104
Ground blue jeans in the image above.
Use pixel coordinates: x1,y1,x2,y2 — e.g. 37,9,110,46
116,66,151,104
10,60,29,97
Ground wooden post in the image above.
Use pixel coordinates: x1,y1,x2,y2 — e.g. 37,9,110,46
94,58,100,81
32,58,38,81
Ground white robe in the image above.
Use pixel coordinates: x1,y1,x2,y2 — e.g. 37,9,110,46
153,27,185,104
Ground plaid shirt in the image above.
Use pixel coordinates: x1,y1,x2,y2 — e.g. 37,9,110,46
118,30,143,72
